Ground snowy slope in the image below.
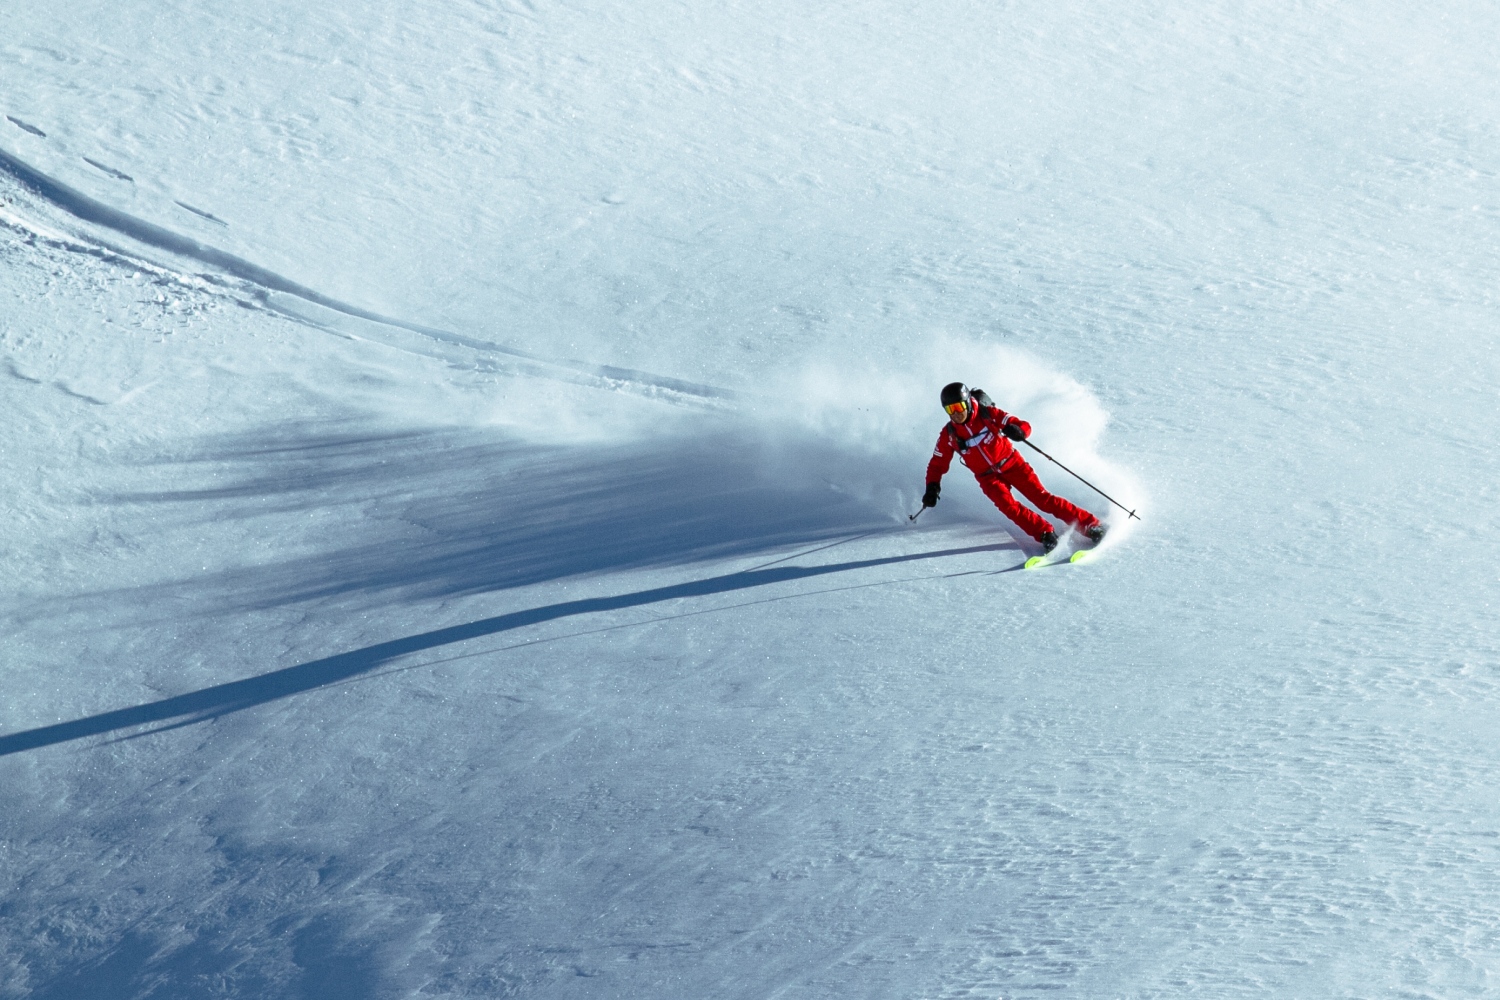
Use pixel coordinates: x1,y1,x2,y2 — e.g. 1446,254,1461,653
3,1,1500,997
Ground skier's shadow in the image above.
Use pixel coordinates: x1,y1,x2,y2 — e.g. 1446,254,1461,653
3,416,1018,756
100,417,965,612
0,539,1014,757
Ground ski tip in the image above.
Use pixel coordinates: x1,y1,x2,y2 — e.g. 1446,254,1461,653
1024,554,1049,570
1069,548,1092,564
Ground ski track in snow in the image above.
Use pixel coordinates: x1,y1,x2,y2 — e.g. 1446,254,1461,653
0,145,735,408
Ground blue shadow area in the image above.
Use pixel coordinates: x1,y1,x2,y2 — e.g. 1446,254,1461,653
25,920,385,1000
96,419,971,613
0,541,1015,757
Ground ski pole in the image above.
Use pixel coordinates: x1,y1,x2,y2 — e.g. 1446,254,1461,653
908,506,927,522
1020,439,1141,521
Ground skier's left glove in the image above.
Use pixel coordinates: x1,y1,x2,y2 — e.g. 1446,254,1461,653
922,482,940,507
1001,422,1027,441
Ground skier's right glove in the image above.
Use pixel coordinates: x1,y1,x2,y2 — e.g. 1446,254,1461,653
922,482,940,507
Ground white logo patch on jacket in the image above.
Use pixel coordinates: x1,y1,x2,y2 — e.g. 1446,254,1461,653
956,427,993,452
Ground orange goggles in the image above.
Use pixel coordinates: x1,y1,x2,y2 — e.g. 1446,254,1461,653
944,400,969,420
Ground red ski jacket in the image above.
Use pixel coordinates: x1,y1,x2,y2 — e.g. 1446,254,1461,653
925,404,1032,485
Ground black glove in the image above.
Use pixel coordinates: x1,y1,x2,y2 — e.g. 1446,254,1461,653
922,482,940,507
1001,422,1026,441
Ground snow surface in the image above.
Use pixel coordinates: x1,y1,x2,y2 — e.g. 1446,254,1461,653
2,1,1499,996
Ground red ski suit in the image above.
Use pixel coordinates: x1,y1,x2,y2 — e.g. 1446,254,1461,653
925,403,1099,542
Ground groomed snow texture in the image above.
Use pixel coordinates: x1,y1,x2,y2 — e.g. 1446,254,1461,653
2,1,1499,997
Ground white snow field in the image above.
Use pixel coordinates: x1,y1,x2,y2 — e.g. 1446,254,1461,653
2,0,1499,996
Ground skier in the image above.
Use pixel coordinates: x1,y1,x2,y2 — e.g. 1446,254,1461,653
921,382,1105,552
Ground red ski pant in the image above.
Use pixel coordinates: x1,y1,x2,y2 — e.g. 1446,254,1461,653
976,457,1099,542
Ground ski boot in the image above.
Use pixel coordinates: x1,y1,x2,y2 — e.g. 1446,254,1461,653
1083,523,1107,544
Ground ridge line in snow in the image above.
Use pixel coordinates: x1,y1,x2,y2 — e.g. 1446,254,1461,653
0,144,734,403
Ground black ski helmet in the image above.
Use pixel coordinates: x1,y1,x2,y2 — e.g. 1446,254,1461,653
940,381,970,414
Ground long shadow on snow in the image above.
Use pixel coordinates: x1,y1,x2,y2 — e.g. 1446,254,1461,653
0,417,1017,753
0,539,1014,756
96,417,960,613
